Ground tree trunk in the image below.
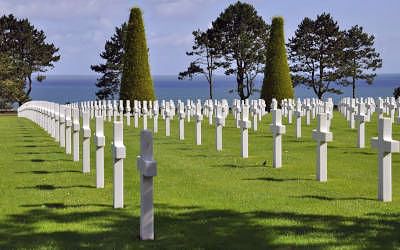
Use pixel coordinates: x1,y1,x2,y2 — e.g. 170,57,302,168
352,76,356,98
209,79,213,99
26,75,32,97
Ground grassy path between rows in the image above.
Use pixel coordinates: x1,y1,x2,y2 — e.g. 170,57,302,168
0,112,400,249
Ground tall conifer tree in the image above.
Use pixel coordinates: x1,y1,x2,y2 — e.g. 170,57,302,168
120,7,155,102
261,17,293,109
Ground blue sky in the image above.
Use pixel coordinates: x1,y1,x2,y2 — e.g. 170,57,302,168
1,0,399,75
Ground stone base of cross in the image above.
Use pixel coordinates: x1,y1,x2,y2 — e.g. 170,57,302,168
371,117,400,202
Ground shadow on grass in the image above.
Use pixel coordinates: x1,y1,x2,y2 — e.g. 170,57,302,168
292,195,375,201
0,204,399,249
15,158,70,163
17,184,95,191
15,170,81,175
243,177,312,182
214,163,266,168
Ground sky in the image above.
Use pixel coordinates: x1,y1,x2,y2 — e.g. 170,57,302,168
0,0,399,75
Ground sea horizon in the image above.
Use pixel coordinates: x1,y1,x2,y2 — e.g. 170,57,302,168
30,73,400,105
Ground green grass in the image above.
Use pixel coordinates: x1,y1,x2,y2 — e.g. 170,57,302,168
1,111,400,249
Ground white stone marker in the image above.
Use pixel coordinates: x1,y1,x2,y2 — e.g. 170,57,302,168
371,117,400,202
178,103,185,140
153,101,159,133
165,102,171,136
215,105,224,151
134,100,139,128
112,121,126,208
72,108,80,161
65,106,72,154
294,100,302,139
270,100,286,168
137,130,157,240
355,102,367,148
82,111,91,173
59,105,66,148
239,103,251,158
143,101,148,129
94,116,105,188
194,101,203,145
312,113,333,182
126,100,131,126
119,100,124,122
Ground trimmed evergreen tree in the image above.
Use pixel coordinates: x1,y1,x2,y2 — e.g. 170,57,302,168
261,16,293,109
120,7,155,102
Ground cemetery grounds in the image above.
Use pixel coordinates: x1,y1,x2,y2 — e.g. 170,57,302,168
0,111,399,249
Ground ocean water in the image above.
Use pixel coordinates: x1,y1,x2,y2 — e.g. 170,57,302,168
30,74,400,104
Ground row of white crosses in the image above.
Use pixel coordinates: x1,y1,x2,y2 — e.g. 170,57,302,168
18,101,158,240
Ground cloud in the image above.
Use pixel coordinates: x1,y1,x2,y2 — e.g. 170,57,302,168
149,33,193,47
150,0,217,17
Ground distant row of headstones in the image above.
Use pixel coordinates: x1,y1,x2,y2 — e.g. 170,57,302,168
16,96,400,238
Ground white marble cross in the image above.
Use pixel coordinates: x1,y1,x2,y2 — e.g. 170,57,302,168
294,99,302,139
112,121,126,208
94,116,105,188
59,105,66,148
354,102,368,148
194,101,203,145
134,100,139,128
65,106,72,154
72,108,80,161
143,101,148,129
239,103,251,158
165,102,171,136
312,113,333,182
126,100,131,126
270,99,286,168
153,100,159,133
178,102,185,140
82,111,91,173
137,130,157,240
371,117,400,202
215,104,225,151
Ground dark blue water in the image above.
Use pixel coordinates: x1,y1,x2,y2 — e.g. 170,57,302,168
30,74,400,104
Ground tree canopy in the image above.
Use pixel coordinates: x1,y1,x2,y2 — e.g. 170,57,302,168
211,1,269,100
340,25,382,98
0,14,60,100
288,13,345,99
261,17,293,109
91,23,126,100
120,7,155,102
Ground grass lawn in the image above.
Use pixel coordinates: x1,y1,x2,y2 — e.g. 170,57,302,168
1,111,400,249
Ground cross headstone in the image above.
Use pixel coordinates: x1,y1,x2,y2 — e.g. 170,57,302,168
194,101,203,145
165,102,171,136
65,106,72,154
59,105,66,148
72,108,80,161
270,99,286,168
178,102,185,140
294,99,302,139
371,117,400,201
94,116,105,188
137,130,157,240
239,102,251,158
153,100,159,133
143,101,148,129
312,113,333,182
215,104,225,151
355,102,368,148
82,111,91,173
126,100,131,126
112,121,126,208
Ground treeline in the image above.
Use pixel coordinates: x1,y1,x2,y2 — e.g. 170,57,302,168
0,14,60,108
94,2,382,102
